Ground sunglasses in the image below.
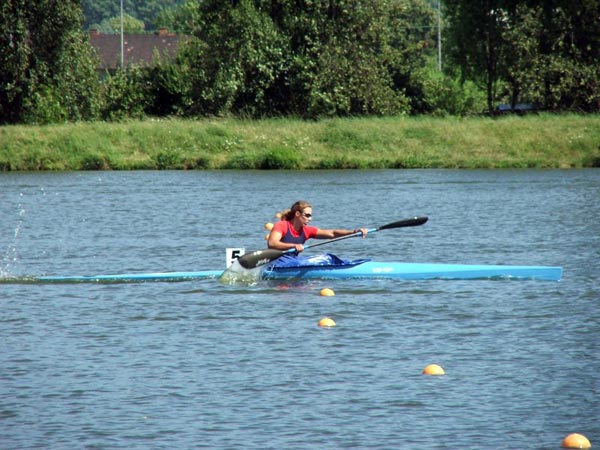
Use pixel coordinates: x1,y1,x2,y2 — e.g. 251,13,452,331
301,212,312,218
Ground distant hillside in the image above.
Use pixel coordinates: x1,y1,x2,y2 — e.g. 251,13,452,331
82,0,184,31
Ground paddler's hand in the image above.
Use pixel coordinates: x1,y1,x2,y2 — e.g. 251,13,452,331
355,228,369,238
293,244,304,253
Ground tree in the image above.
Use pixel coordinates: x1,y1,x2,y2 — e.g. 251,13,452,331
0,0,100,124
444,0,513,113
536,0,600,111
154,0,201,34
445,0,600,113
181,0,435,118
499,4,543,108
82,0,184,31
0,0,29,123
107,13,146,33
183,0,288,116
286,1,415,117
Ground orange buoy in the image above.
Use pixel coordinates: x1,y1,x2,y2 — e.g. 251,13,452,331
264,222,274,231
422,364,445,375
562,433,591,449
320,288,335,297
318,317,336,327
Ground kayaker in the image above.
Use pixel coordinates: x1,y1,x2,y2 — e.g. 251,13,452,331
267,200,368,253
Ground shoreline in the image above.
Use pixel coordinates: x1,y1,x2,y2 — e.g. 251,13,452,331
1,114,599,171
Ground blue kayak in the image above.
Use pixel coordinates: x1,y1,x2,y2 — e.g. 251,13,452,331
22,260,562,283
262,261,562,281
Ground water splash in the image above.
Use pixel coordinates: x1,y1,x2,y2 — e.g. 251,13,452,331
219,259,264,285
1,206,25,278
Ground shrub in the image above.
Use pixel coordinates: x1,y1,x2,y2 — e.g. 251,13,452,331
80,153,111,170
257,148,300,169
154,150,183,169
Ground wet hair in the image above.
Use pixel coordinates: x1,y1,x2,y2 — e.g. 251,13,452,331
280,200,311,221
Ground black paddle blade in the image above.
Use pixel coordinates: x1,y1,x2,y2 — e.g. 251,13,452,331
377,216,428,231
237,249,286,269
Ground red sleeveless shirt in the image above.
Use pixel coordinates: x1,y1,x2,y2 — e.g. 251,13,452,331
272,221,318,244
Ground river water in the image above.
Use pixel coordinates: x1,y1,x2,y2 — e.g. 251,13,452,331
1,170,598,449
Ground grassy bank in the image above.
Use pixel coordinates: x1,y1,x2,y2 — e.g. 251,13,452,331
1,114,599,170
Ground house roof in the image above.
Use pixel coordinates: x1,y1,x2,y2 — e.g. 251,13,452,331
89,28,183,70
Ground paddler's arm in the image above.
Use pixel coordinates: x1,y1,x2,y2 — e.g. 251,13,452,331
315,228,369,239
267,229,305,252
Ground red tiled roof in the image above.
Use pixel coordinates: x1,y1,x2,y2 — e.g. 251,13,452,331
89,29,183,70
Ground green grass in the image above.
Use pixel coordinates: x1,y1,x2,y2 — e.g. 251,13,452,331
0,114,598,170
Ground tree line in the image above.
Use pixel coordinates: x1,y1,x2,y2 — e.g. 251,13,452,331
1,0,598,126
82,0,184,32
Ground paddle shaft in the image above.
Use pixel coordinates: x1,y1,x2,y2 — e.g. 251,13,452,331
236,216,428,269
302,216,427,250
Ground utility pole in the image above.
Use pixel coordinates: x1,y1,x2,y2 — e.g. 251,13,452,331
120,0,124,68
437,0,442,71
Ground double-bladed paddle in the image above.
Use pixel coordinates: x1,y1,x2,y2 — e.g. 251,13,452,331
236,216,428,269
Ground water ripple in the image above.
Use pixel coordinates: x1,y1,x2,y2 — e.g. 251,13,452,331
0,170,598,449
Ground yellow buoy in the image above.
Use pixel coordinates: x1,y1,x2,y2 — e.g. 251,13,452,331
320,288,335,297
264,222,274,231
422,364,445,375
562,433,592,449
318,317,336,328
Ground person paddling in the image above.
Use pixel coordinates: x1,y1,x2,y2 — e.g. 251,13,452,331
268,200,368,253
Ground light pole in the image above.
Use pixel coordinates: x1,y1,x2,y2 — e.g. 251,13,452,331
120,0,124,68
437,0,442,71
